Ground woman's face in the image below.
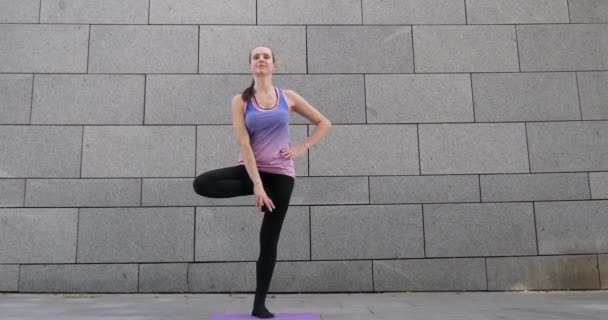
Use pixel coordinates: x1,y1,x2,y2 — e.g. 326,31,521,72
248,47,276,75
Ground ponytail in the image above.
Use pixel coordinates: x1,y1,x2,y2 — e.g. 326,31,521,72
241,79,255,102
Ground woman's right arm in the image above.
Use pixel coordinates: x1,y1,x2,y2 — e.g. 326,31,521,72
231,95,275,212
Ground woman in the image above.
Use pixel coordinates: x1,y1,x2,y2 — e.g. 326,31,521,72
193,46,332,318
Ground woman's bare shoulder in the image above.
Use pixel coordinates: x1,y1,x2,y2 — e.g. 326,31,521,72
231,94,246,104
282,89,297,109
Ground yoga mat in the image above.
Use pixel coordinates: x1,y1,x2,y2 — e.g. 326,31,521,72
209,313,320,320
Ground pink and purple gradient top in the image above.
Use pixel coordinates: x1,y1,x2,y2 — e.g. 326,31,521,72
237,87,295,178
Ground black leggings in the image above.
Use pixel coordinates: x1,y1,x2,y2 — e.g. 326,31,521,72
192,165,295,300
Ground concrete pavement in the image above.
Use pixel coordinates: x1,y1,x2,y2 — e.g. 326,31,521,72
1,291,607,320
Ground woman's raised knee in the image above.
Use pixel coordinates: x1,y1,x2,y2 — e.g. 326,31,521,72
192,172,212,197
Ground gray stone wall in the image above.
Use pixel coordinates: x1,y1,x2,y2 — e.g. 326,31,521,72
0,0,607,293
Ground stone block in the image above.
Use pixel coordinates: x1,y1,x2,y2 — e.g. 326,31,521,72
145,75,250,125
139,263,189,293
0,265,19,292
487,255,600,290
480,173,590,202
362,0,465,24
472,72,580,122
25,179,141,207
374,258,486,291
32,74,144,124
425,203,537,257
0,74,32,124
527,121,608,172
310,125,419,175
569,0,608,23
195,206,309,261
82,126,195,178
0,126,82,178
41,0,148,23
311,205,424,259
19,264,138,292
199,26,306,73
578,72,608,120
590,172,608,199
258,0,361,24
188,262,255,292
270,260,373,292
89,25,198,73
413,25,518,72
518,24,608,71
366,74,473,123
77,207,194,263
274,75,366,124
0,179,24,207
600,254,608,289
0,208,77,263
536,200,608,254
308,26,413,73
0,24,88,73
466,0,569,24
290,177,369,205
419,123,529,174
149,0,255,24
370,175,479,204
0,0,39,23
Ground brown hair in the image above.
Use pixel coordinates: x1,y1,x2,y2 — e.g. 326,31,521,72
241,47,276,102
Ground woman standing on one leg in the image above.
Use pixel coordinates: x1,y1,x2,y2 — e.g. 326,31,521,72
193,46,332,319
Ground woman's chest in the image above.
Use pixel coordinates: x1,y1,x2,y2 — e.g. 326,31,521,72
245,108,289,132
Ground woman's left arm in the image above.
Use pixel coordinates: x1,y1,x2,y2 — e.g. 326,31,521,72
280,90,332,160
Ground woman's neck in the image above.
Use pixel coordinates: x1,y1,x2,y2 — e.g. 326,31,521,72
253,76,274,93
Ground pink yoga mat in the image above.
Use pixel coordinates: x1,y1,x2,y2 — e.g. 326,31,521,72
208,313,320,320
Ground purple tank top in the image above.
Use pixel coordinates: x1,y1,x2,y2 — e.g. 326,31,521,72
237,87,295,178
